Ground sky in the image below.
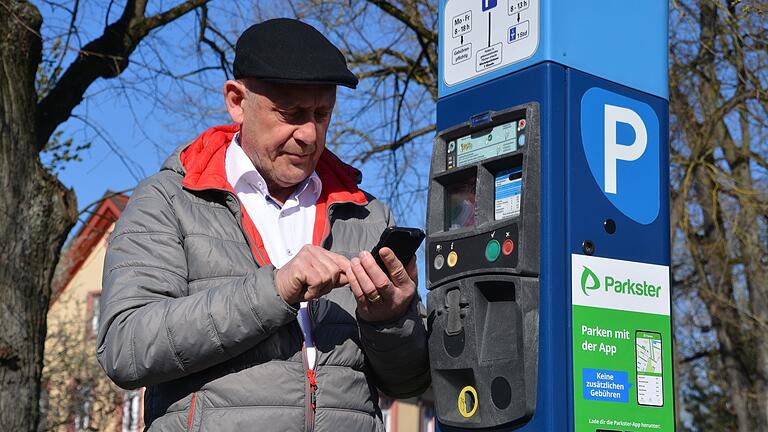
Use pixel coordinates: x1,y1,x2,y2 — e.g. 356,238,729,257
36,0,434,294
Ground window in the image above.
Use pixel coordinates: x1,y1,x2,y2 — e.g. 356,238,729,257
87,292,101,337
122,390,141,432
72,383,93,431
380,396,393,432
420,404,436,432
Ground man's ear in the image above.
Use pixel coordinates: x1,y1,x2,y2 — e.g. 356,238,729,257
224,80,247,123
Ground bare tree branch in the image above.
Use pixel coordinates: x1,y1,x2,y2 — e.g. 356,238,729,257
352,124,435,163
35,0,210,151
366,0,436,44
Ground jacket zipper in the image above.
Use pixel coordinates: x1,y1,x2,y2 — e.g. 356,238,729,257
303,343,317,432
305,366,317,432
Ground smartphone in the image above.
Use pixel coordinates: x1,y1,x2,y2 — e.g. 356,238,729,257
371,227,425,275
635,330,664,407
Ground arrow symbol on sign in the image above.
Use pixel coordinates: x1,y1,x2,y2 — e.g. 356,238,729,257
461,35,464,44
488,13,491,46
518,13,521,22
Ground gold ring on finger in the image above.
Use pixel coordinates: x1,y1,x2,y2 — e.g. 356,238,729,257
367,292,383,303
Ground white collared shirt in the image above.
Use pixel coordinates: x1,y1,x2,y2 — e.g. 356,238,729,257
225,133,322,269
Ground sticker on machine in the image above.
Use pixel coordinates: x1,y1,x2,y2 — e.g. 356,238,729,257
571,254,670,316
494,167,523,220
442,0,540,86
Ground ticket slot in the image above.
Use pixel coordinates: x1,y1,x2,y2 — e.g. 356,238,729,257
434,165,478,233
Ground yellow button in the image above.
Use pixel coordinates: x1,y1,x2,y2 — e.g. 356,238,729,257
447,251,458,267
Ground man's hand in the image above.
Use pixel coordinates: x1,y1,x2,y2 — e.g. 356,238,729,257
347,247,417,322
275,245,351,305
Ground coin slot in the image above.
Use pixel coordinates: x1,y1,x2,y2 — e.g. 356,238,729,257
458,385,479,418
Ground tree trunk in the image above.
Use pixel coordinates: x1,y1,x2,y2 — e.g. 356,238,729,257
0,2,77,431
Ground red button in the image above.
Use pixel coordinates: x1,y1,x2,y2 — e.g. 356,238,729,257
502,239,514,255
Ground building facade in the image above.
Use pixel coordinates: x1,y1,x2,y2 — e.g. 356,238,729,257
42,192,141,432
379,393,436,432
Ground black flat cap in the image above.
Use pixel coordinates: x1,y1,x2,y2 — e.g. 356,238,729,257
233,18,358,89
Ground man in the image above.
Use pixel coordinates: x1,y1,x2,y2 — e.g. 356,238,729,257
97,18,430,431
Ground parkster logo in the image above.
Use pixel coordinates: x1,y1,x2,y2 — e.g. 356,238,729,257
580,266,600,295
579,266,661,298
572,255,670,316
581,88,661,225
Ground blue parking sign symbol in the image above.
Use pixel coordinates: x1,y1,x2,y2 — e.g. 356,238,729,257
509,27,517,42
482,0,497,11
581,87,661,224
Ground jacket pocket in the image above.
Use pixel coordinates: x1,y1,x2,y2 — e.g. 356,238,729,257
187,275,244,295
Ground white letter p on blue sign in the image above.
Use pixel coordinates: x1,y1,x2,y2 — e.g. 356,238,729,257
603,105,647,195
581,88,660,225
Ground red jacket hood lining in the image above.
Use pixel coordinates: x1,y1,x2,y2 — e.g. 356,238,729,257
180,124,367,206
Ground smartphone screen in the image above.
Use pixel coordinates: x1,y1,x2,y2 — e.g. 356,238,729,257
371,227,425,275
635,330,664,407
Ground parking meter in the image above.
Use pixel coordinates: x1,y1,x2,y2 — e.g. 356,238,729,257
426,1,675,431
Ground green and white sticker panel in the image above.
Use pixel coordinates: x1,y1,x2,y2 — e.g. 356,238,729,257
571,254,674,432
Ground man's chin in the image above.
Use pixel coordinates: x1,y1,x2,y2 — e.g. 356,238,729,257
276,169,314,188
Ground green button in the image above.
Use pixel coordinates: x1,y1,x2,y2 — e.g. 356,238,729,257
485,239,501,262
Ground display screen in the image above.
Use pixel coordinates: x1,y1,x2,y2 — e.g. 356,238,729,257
447,118,526,170
635,331,664,407
446,176,476,230
494,166,523,220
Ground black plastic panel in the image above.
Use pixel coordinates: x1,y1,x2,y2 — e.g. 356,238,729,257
427,275,539,430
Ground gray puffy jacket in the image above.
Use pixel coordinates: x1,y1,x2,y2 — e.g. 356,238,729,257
96,125,430,431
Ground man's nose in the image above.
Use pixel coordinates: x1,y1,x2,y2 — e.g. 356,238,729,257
294,120,318,145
